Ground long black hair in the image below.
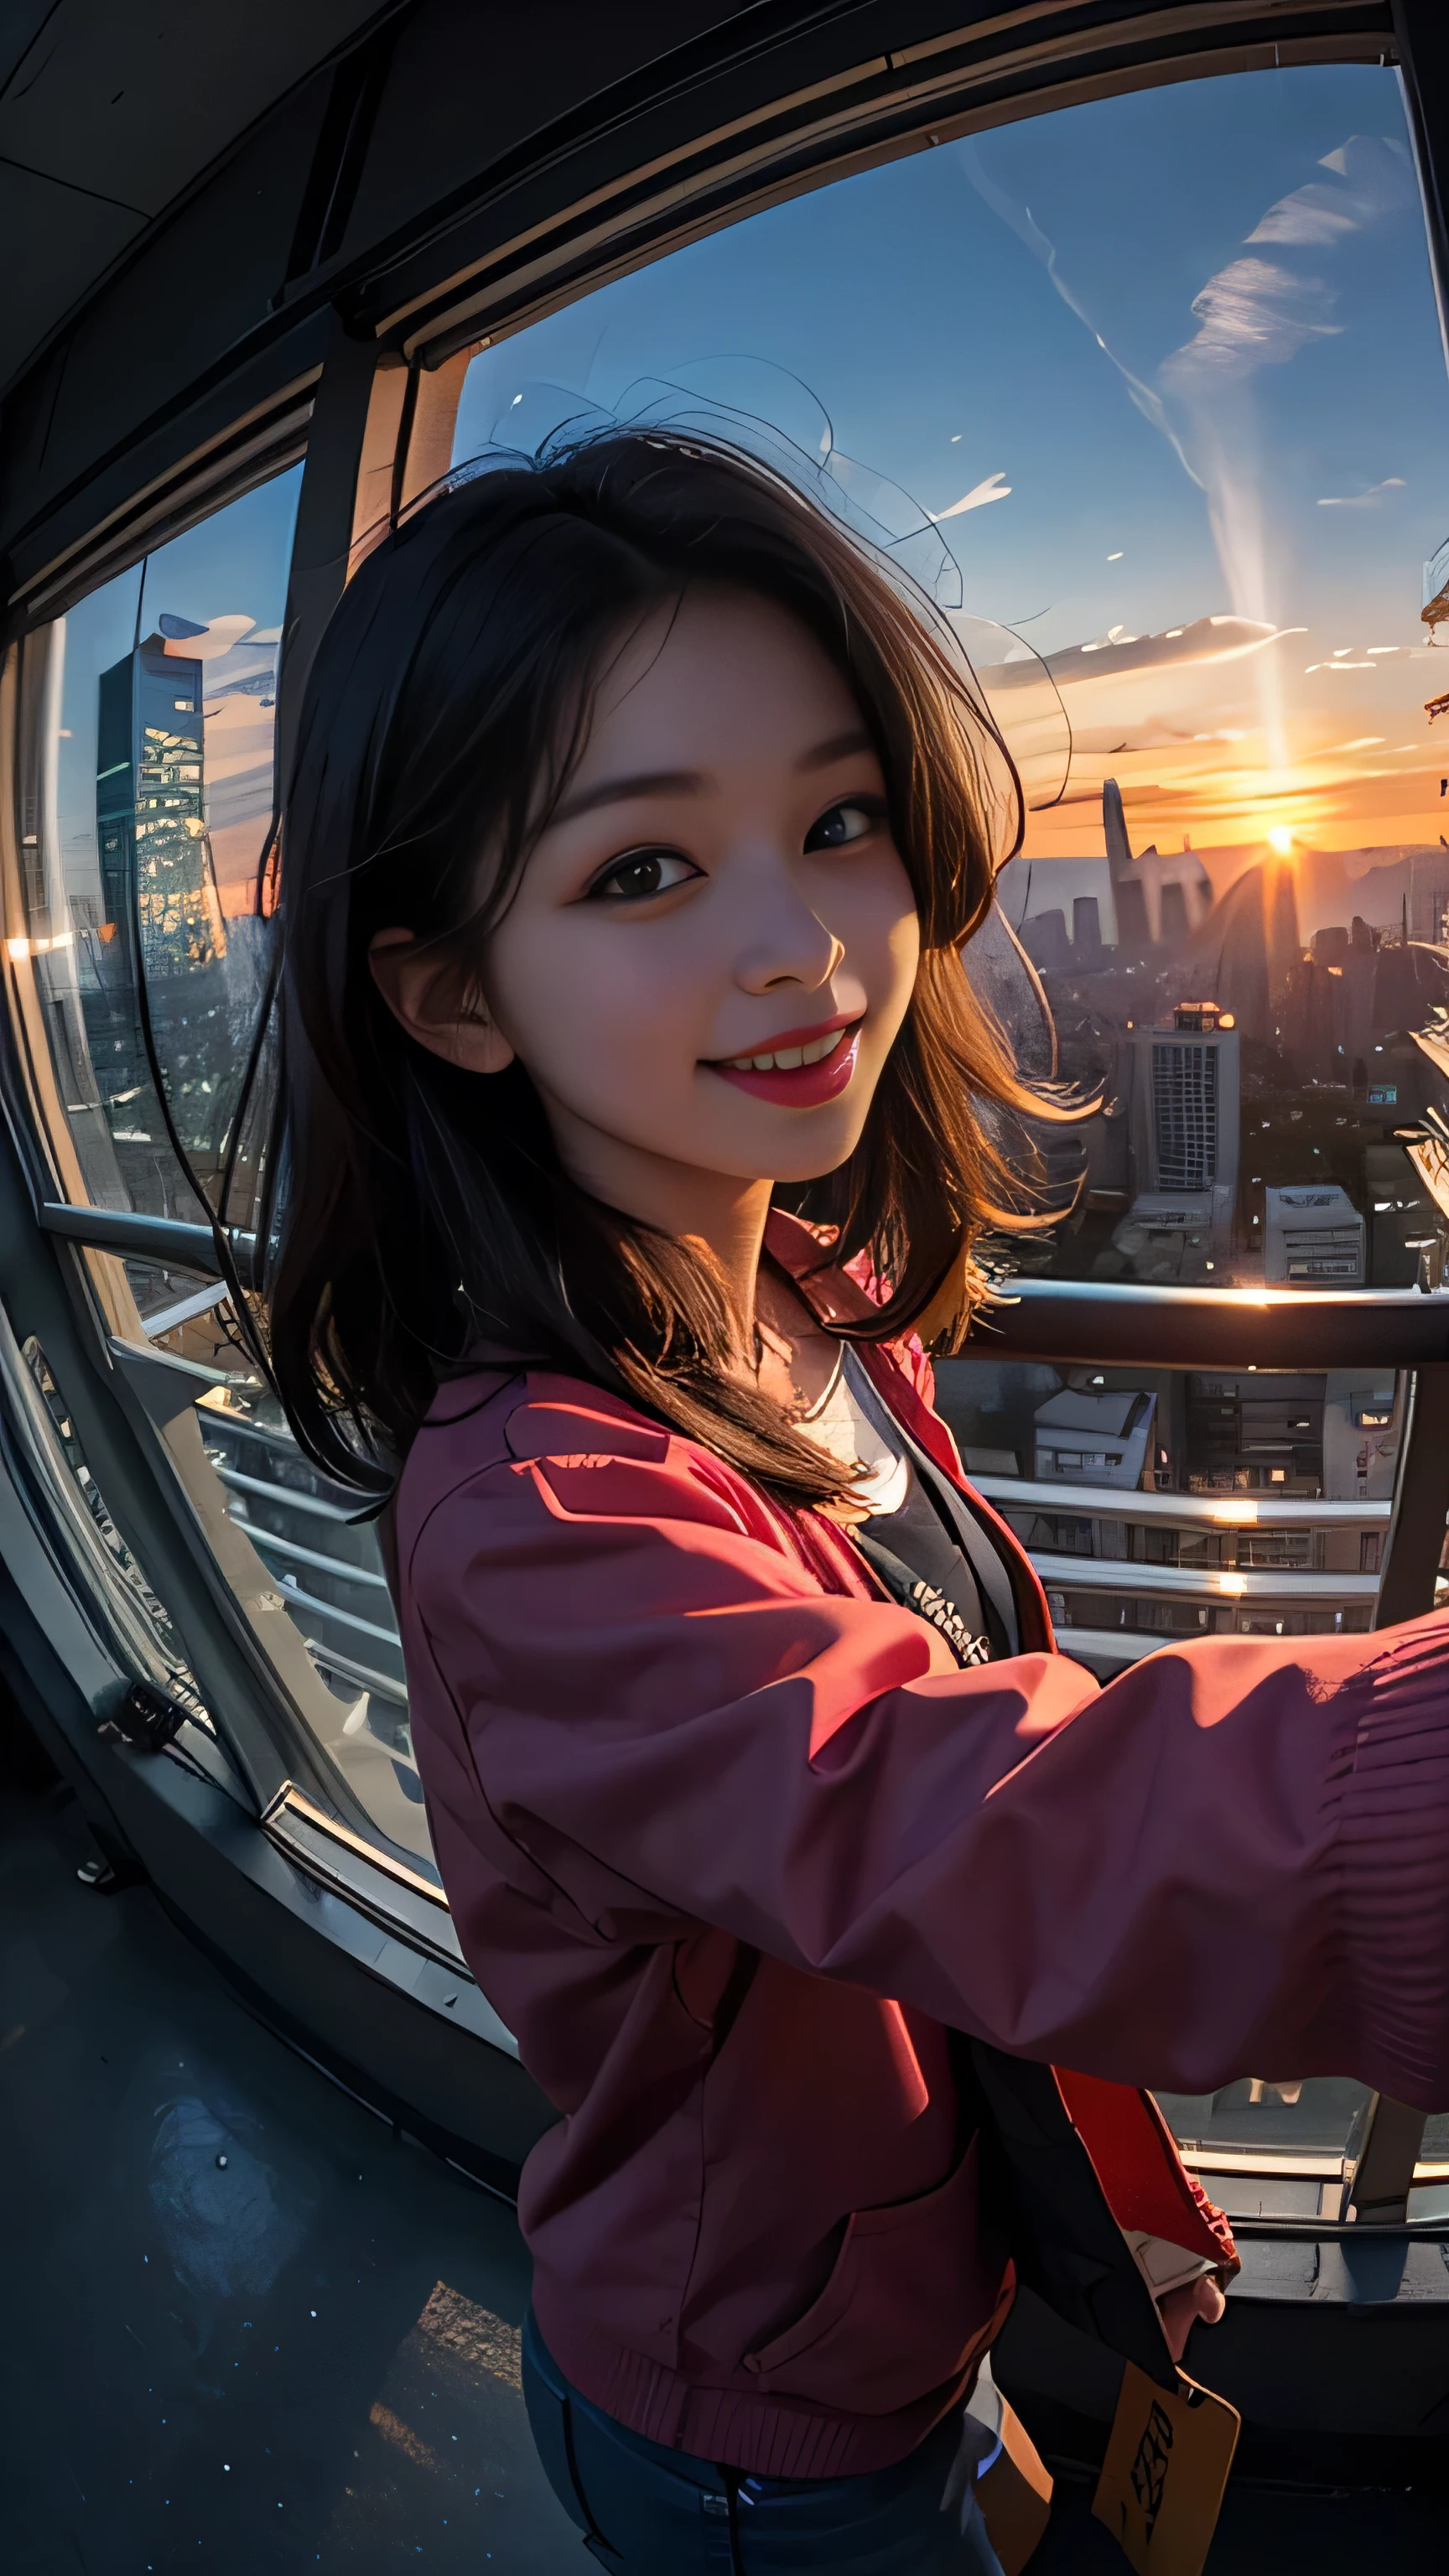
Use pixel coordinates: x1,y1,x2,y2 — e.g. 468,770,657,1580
262,430,1071,1502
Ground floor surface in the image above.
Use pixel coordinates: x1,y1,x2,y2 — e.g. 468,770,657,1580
0,1768,578,2575
0,1742,1440,2573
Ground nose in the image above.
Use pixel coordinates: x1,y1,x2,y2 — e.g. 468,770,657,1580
730,850,844,996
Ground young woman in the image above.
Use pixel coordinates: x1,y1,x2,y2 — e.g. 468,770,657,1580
266,432,1449,2573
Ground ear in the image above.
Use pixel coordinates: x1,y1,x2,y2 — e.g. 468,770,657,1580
367,927,516,1075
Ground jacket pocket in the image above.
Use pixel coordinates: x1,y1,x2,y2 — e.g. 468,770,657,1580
741,2135,999,2414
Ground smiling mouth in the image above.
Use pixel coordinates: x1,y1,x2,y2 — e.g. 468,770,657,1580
704,1015,864,1106
716,1026,849,1074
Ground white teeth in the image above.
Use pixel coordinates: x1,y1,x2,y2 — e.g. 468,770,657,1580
723,1027,849,1073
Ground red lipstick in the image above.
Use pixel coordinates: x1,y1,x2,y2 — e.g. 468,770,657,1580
704,1015,862,1108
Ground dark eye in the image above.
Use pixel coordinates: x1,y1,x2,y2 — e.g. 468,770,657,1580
588,847,700,902
803,797,884,853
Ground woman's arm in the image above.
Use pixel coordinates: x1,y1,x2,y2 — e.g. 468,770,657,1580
405,1407,1449,2108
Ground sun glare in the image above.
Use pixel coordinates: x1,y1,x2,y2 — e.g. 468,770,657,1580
1267,825,1296,854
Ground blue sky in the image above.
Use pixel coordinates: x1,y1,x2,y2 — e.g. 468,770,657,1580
49,68,1449,892
454,64,1449,857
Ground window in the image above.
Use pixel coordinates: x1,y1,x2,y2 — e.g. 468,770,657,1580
13,471,299,1237
6,468,431,1883
8,53,1445,2217
447,62,1449,1297
428,59,1449,2204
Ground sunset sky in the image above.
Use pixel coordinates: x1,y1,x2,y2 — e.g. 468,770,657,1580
454,60,1449,870
49,60,1449,924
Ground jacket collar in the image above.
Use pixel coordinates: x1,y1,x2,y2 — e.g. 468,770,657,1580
763,1208,1055,1656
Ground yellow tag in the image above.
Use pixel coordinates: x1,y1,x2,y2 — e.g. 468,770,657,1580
1092,2360,1240,2576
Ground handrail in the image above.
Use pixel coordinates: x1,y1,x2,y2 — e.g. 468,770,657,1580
39,1201,258,1281
974,1276,1449,1368
969,1475,1390,1528
1031,1550,1379,1602
37,1199,1449,1363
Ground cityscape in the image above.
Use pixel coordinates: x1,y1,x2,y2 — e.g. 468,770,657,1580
997,777,1449,1296
20,46,1449,1691
37,609,279,1234
932,776,1449,1660
40,607,1449,1682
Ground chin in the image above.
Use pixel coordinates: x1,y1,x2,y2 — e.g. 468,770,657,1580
750,1115,868,1185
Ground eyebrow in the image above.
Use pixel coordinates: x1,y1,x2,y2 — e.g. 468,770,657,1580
796,726,875,772
551,768,704,823
551,730,876,825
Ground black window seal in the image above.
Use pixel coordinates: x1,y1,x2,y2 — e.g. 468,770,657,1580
373,1,1400,372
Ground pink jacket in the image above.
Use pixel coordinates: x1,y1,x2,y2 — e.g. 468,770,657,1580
395,1213,1449,2480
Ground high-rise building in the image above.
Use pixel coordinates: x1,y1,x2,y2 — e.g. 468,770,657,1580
1264,1184,1365,1285
1019,906,1070,974
1072,893,1103,958
1103,777,1213,948
96,630,226,981
1132,1000,1241,1197
1111,1004,1239,1280
1410,845,1449,945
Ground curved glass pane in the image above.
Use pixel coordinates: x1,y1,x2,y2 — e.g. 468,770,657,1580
8,63,1441,2188
437,70,1449,2197
450,62,1449,1292
12,468,299,1234
7,465,432,1873
138,1276,429,1870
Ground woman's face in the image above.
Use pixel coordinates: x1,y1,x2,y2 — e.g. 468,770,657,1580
377,584,920,1227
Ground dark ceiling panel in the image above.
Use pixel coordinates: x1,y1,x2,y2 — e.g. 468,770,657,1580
0,0,387,216
331,0,744,266
0,161,144,387
0,2,64,96
10,79,332,528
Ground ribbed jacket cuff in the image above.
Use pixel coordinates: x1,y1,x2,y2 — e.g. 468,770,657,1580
1326,1617,1449,2107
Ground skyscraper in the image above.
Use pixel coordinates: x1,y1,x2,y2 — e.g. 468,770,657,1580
1112,1001,1241,1280
96,627,226,982
1103,776,1213,948
1133,1001,1241,1197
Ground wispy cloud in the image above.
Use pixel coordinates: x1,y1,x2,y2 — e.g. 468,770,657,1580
928,471,1011,521
1160,259,1342,386
1317,477,1405,506
1246,139,1413,247
958,132,1417,776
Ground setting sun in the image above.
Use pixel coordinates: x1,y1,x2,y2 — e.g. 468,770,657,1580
1267,826,1296,855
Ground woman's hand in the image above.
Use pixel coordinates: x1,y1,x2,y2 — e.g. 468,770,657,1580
1156,2270,1228,2363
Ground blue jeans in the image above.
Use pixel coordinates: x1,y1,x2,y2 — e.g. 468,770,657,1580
522,2311,1006,2574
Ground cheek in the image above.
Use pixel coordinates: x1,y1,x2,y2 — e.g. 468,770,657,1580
482,912,702,1102
843,852,921,1012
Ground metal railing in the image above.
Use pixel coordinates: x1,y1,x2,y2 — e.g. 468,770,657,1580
34,1190,1446,2219
37,1199,1449,1363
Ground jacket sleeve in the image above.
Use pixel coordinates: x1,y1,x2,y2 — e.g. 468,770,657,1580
404,1407,1449,2111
